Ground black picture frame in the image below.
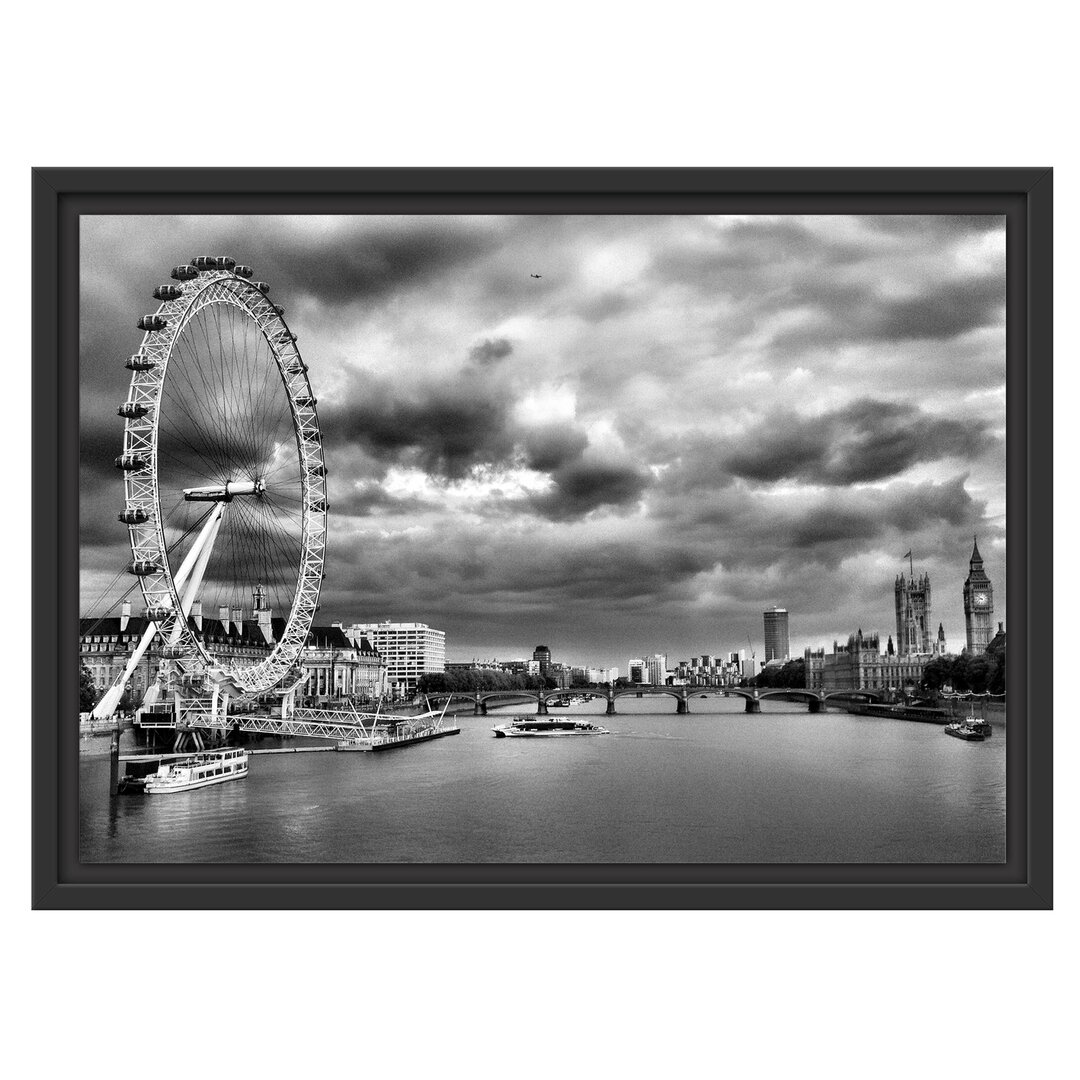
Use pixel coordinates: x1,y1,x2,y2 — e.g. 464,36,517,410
33,167,1053,910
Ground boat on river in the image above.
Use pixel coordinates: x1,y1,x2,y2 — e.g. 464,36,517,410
944,700,992,741
944,721,985,742
143,748,249,794
493,716,611,738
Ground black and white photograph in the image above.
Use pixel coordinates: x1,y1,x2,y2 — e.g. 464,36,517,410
76,209,1010,865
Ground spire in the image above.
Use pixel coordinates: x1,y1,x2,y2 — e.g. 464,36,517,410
938,622,945,640
971,534,983,566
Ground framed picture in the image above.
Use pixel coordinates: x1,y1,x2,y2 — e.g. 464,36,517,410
32,168,1052,908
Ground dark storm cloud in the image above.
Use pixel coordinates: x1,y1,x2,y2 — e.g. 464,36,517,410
321,371,516,480
527,461,652,521
468,337,513,365
722,398,996,485
330,522,719,608
866,275,1003,341
519,425,589,472
773,272,1005,349
201,218,497,308
655,474,984,574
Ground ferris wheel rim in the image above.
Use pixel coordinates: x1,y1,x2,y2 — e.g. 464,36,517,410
119,260,327,694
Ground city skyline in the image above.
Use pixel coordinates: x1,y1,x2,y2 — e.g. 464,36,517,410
80,215,1006,671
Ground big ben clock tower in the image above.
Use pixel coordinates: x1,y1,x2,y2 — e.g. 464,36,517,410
963,536,994,655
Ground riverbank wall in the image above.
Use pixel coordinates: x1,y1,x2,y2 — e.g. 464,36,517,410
834,697,1006,725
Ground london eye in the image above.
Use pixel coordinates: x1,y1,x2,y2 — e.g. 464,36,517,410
97,256,327,716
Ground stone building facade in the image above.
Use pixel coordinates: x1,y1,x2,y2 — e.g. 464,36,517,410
819,630,930,693
80,604,386,709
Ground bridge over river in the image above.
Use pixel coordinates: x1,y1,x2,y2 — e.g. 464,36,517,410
425,686,889,715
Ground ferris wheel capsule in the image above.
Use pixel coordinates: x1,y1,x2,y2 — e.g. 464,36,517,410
153,285,184,301
137,315,168,332
215,256,236,271
191,256,218,271
116,453,150,471
171,265,198,281
129,560,163,576
126,354,157,371
233,264,254,278
118,402,150,419
251,281,271,294
272,304,285,316
118,508,150,525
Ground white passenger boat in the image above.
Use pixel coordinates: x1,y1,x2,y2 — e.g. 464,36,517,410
493,717,611,738
143,748,249,794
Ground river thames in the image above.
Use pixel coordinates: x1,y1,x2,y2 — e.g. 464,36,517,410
79,697,1005,863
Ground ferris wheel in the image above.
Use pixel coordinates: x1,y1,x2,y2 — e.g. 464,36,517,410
113,256,327,701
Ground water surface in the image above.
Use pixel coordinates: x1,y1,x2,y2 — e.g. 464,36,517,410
79,698,1005,863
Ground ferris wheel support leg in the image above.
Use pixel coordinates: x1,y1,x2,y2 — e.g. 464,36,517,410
168,503,226,645
91,506,226,720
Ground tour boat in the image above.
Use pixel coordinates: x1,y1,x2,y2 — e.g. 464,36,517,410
143,748,249,794
492,716,610,738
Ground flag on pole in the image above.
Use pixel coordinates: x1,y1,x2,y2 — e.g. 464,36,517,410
902,550,912,560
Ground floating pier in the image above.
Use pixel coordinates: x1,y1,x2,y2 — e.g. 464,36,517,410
248,746,336,755
337,724,460,752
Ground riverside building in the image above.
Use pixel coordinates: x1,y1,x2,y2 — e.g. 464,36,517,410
345,621,446,697
818,629,930,694
301,625,386,703
80,602,385,706
763,608,790,662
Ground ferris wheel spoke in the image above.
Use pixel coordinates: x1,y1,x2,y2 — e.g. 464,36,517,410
243,499,303,594
260,492,306,533
164,332,234,479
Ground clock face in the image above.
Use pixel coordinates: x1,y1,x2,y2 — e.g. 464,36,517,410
974,592,988,606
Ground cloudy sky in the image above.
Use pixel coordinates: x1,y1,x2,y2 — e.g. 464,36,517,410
80,214,1006,669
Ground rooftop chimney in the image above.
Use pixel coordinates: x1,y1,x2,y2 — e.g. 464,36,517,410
257,604,273,644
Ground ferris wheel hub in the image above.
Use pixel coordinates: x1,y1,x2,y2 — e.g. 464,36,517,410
183,479,266,502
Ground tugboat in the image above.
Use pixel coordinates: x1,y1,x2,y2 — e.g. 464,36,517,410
493,716,611,737
944,700,992,741
944,720,985,741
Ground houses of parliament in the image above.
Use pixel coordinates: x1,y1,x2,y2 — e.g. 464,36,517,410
804,538,1003,693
